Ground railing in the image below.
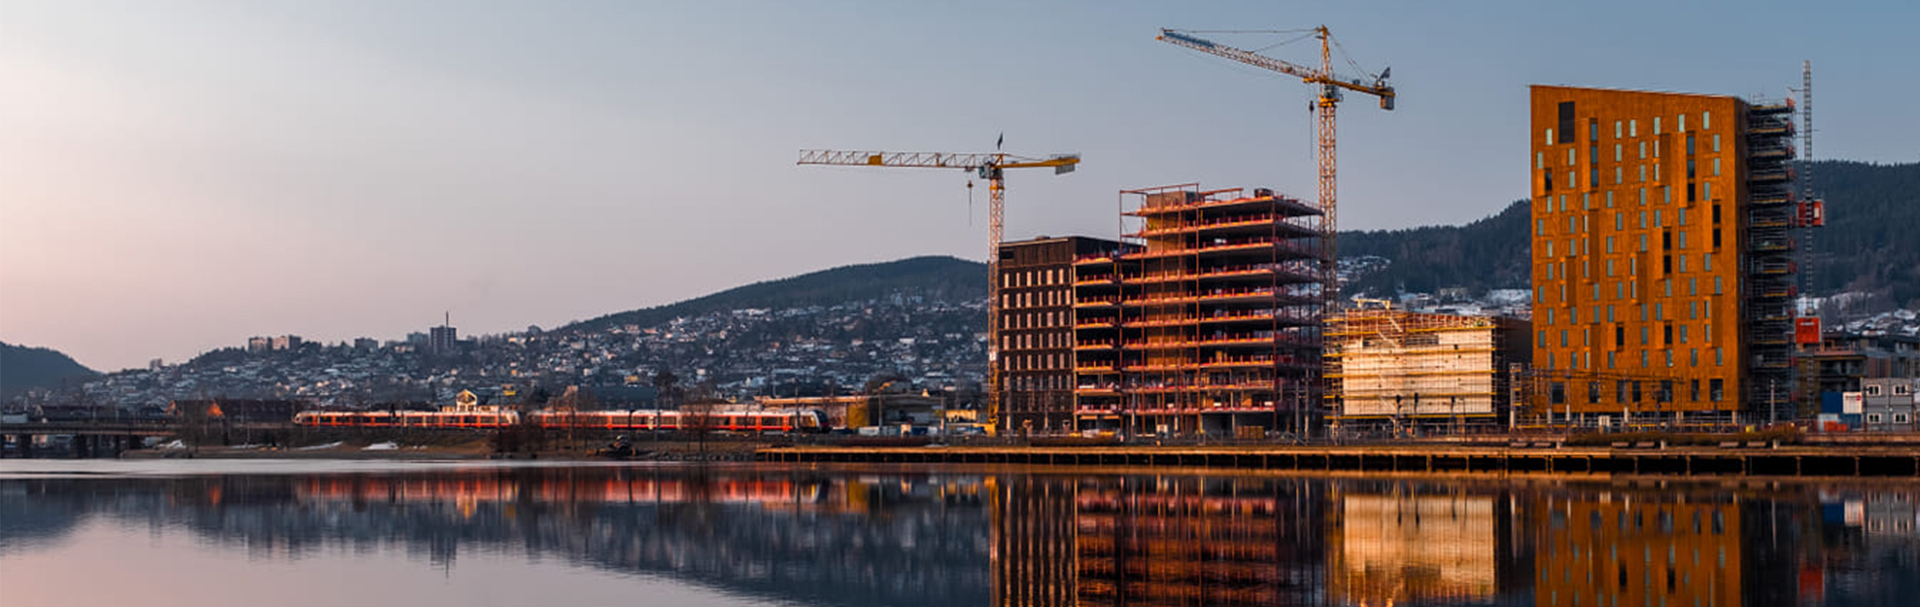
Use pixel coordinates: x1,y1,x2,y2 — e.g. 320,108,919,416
1128,213,1316,237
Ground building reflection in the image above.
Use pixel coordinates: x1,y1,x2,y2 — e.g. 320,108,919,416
1530,489,1745,607
1327,484,1526,606
4,469,1915,607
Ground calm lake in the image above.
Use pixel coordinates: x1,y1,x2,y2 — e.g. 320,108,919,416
1,460,1915,606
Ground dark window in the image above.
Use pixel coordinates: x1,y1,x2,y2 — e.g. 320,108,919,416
1551,382,1566,404
1661,380,1674,402
1686,133,1696,155
1712,203,1721,224
1616,326,1626,347
1617,380,1629,402
1687,183,1697,202
1665,324,1674,344
1710,379,1725,401
1663,254,1672,273
1543,170,1553,192
1558,102,1576,144
1632,381,1643,402
1713,229,1722,248
1687,158,1696,179
1589,382,1602,403
1692,379,1701,401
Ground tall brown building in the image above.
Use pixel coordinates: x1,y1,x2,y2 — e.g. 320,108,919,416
999,236,1121,434
1529,86,1796,423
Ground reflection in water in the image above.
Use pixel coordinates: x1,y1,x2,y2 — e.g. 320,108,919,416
2,465,1916,607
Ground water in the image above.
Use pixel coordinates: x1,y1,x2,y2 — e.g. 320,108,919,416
1,461,1915,607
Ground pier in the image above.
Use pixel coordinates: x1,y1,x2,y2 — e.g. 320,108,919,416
757,444,1920,478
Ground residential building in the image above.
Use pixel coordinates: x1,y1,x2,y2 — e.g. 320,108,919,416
1860,377,1917,432
997,236,1119,434
1529,85,1796,424
1326,304,1530,433
270,335,302,351
429,324,458,355
1073,185,1324,436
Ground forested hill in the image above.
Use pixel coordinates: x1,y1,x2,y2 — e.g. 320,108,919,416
560,256,987,334
0,341,99,398
1340,199,1531,297
565,160,1915,333
1339,160,1920,305
1800,161,1920,304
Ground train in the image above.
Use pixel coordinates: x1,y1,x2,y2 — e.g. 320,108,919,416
293,408,830,433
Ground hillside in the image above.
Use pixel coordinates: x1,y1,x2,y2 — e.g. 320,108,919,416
0,341,99,398
1340,199,1532,296
1801,161,1920,305
561,256,986,334
1338,160,1920,303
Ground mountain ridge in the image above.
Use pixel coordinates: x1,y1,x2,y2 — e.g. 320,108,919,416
1,341,99,398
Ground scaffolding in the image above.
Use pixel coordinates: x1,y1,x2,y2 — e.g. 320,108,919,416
1073,184,1325,436
1325,303,1529,433
1745,99,1797,420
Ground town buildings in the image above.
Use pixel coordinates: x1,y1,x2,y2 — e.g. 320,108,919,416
1529,86,1797,425
996,236,1119,434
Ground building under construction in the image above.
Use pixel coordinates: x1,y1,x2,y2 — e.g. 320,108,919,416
1073,185,1325,436
1325,304,1531,433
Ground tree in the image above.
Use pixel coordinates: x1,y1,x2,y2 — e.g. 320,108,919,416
652,369,681,409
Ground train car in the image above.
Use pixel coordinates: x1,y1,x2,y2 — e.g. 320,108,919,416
529,409,829,433
296,407,826,433
293,409,521,429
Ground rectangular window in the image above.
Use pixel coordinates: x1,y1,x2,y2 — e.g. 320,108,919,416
1616,120,1623,138
1567,148,1576,166
1606,236,1615,253
1607,351,1616,369
1679,231,1688,250
1678,114,1686,132
1712,157,1721,176
1654,116,1662,135
1687,133,1696,155
1639,165,1647,182
1630,119,1638,137
1614,144,1622,161
1710,378,1724,401
1714,276,1723,294
1546,128,1554,147
1712,134,1720,152
1638,141,1646,159
1607,305,1615,323
1691,349,1699,367
1590,121,1599,141
1536,151,1545,169
1703,182,1711,200
1558,101,1575,144
1678,207,1688,226
1702,111,1710,130
1715,348,1724,366
1680,325,1689,343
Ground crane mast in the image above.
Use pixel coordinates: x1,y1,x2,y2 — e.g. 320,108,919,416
798,149,1079,434
1156,26,1394,321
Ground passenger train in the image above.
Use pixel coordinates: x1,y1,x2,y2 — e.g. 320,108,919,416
293,408,830,433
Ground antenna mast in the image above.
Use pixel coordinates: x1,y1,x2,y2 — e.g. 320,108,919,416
1799,61,1816,316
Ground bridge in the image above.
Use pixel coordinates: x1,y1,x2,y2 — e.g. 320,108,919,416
1,421,185,457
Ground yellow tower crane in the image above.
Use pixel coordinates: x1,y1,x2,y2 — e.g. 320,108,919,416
797,149,1081,434
1156,26,1395,317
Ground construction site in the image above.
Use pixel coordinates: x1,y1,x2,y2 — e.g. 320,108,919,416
1325,302,1531,435
1072,185,1326,437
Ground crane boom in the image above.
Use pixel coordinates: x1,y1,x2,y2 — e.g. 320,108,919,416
798,148,1080,435
1157,29,1394,109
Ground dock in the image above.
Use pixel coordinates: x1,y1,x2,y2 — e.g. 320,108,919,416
757,444,1920,478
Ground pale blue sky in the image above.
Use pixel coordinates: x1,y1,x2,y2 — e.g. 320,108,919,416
2,0,1914,370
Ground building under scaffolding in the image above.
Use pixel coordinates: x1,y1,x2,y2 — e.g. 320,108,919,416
1073,185,1325,436
1326,303,1530,433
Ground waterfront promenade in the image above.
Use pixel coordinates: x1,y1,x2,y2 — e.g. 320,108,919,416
757,443,1920,478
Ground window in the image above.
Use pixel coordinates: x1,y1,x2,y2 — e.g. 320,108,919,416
1868,413,1883,424
1896,384,1911,396
1702,111,1710,130
1712,133,1720,152
1678,114,1687,132
1712,157,1721,176
1615,120,1623,138
1614,143,1622,161
1606,237,1615,253
1710,379,1724,401
1703,182,1712,200
1715,348,1724,366
1687,133,1696,155
1546,128,1554,146
1567,148,1576,166
1866,384,1882,396
1654,116,1662,134
1536,151,1545,169
1630,119,1637,137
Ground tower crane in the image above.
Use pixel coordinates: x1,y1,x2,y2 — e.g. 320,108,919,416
1156,26,1395,318
797,149,1081,434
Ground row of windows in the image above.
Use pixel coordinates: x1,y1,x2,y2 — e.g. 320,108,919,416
1545,112,1714,148
1001,330,1069,350
1540,320,1717,350
1863,383,1915,397
1002,268,1067,288
1536,190,1722,225
1003,310,1068,331
1536,273,1725,307
1006,373,1070,390
1538,346,1725,371
1002,288,1070,309
1540,133,1724,169
1546,378,1727,404
1541,298,1719,329
1003,353,1070,373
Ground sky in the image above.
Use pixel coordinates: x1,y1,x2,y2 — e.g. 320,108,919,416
2,0,1915,372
